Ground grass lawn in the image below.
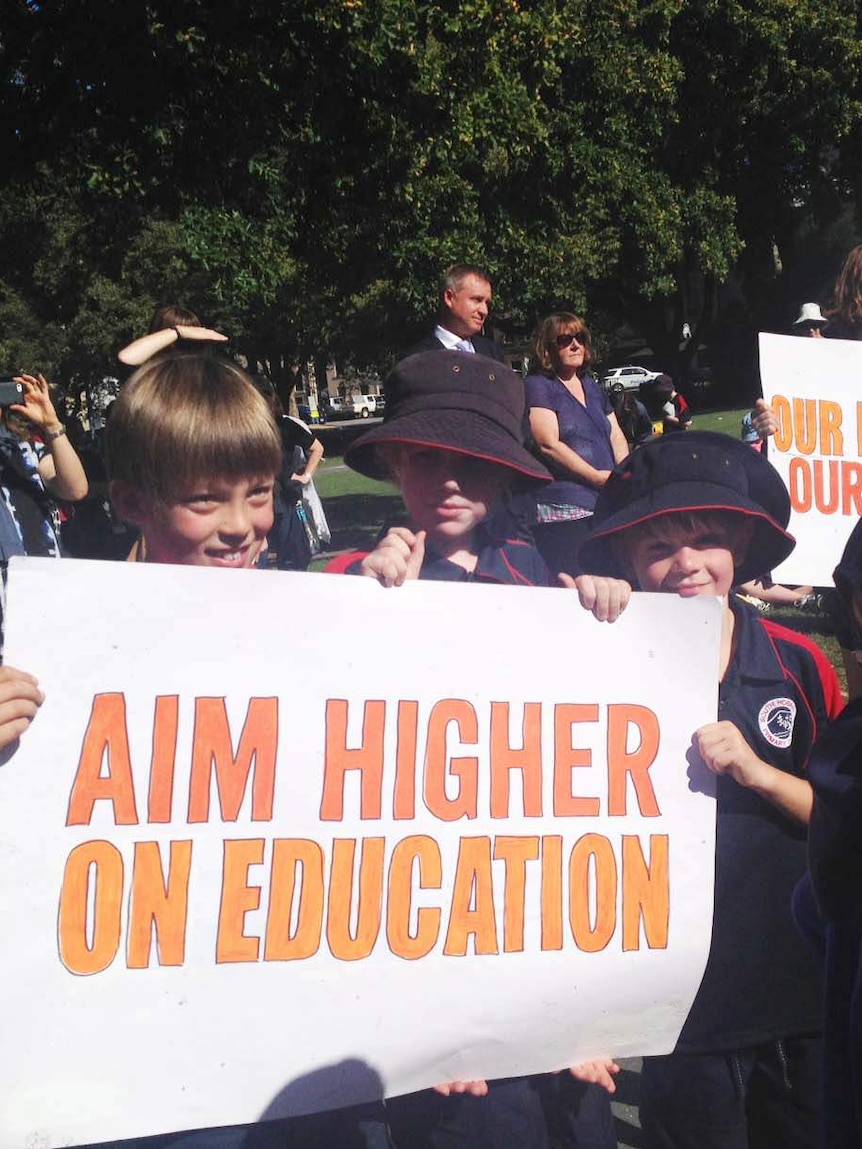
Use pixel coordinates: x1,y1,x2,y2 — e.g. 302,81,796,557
312,461,404,564
311,411,847,687
691,407,752,435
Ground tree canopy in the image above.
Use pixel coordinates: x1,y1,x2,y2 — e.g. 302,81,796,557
1,0,861,393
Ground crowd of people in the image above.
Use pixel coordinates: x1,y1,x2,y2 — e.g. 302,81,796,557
4,254,862,1149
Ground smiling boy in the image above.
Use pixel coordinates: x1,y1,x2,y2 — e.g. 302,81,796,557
92,350,395,1149
579,431,843,1149
105,352,280,569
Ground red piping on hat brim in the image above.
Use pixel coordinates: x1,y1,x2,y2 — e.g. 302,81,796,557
347,434,552,485
580,503,795,578
585,503,793,544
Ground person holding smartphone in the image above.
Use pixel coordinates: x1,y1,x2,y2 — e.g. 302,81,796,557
0,372,88,559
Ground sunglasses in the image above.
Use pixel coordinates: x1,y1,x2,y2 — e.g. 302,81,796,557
555,331,586,348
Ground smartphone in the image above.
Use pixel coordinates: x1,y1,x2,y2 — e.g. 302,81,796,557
0,379,24,406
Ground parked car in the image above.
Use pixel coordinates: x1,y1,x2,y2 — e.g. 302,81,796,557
602,365,662,391
320,396,352,421
352,394,378,419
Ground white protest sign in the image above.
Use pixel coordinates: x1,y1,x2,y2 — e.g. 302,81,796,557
0,558,720,1147
760,331,862,584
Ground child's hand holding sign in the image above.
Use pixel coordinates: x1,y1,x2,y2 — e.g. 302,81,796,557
359,527,426,587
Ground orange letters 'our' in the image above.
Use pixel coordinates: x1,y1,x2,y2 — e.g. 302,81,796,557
494,836,540,952
319,700,385,821
425,700,479,821
127,840,192,968
607,705,661,817
386,835,442,960
264,839,325,961
443,836,498,956
622,834,669,951
188,698,277,824
489,703,543,818
59,840,124,974
326,837,385,961
773,397,844,457
216,838,264,963
787,458,862,516
553,704,601,817
568,834,617,953
67,694,139,826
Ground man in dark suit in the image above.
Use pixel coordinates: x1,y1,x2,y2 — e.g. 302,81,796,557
403,263,507,362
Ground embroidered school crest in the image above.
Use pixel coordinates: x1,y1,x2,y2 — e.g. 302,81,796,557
758,697,797,748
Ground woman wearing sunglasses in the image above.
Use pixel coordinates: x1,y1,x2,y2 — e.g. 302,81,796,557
524,313,629,576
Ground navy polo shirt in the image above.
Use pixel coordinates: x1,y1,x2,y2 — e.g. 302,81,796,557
343,530,552,588
676,596,843,1053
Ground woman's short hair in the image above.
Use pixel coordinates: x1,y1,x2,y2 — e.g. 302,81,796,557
105,352,282,504
532,312,593,375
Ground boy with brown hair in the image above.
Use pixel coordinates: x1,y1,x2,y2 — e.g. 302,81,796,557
105,351,281,568
88,349,392,1149
578,430,843,1149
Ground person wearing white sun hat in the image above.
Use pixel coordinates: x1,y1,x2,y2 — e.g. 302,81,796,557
793,301,829,337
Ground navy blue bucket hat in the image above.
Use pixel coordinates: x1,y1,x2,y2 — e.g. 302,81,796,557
345,350,552,487
577,430,795,583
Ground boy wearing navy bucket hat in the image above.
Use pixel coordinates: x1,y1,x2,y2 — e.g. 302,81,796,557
342,349,626,619
334,349,630,1149
578,430,843,1149
341,349,555,587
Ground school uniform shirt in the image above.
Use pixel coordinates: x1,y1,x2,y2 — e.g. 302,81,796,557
675,596,843,1054
334,531,552,587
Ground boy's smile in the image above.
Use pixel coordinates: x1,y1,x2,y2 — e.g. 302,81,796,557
142,475,275,568
627,516,751,598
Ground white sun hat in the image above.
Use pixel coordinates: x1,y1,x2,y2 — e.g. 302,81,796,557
793,302,828,328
